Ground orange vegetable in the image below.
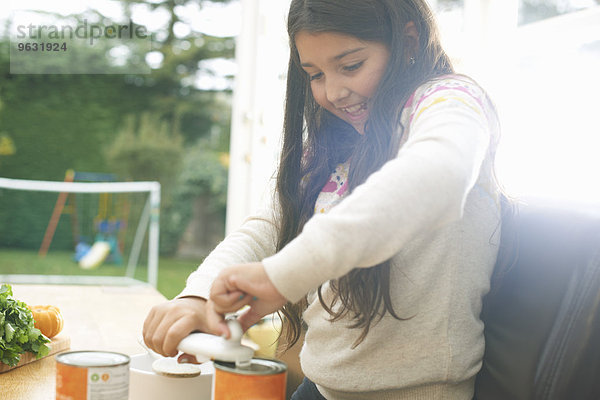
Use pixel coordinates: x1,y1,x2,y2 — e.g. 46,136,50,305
28,305,64,338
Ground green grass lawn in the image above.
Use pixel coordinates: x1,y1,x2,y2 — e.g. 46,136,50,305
0,248,202,299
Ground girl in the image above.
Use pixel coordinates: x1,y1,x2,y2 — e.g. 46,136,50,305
143,0,502,398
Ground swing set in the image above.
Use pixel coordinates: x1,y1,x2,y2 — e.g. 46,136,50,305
39,170,130,269
0,174,160,286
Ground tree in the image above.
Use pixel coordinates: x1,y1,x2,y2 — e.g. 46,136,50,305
520,0,600,25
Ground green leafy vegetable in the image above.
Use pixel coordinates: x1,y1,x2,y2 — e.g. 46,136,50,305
0,283,50,367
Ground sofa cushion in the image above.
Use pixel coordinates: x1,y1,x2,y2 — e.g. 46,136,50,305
475,202,600,399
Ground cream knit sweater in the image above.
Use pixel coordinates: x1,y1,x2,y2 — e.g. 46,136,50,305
179,75,501,399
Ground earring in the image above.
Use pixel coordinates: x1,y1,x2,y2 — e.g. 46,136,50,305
409,57,416,66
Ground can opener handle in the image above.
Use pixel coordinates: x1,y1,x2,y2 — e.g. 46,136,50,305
177,319,254,366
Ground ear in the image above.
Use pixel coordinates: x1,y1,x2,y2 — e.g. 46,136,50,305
403,21,420,61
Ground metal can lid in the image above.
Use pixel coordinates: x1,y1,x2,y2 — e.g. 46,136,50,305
215,358,287,376
56,351,130,367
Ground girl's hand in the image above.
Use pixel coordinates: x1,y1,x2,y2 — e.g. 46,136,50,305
143,296,222,357
209,262,287,336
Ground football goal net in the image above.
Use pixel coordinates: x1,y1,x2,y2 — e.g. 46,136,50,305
0,176,160,287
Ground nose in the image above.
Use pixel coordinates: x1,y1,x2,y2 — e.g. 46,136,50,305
325,76,350,105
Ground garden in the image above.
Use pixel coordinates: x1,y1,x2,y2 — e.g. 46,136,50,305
0,0,236,298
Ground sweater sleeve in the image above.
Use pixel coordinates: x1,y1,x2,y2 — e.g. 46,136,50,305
177,195,280,299
262,79,495,302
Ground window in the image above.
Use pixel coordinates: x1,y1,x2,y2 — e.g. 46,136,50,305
433,0,600,207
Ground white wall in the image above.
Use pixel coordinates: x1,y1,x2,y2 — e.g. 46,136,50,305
226,0,291,234
444,2,600,208
489,7,600,206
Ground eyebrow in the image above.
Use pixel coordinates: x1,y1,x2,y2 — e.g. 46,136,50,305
300,47,366,68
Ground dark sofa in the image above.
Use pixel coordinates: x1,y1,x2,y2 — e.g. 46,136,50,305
475,200,600,399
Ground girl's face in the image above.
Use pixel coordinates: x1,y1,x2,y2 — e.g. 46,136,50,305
296,31,390,135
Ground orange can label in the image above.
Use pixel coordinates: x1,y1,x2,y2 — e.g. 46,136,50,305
56,351,129,400
56,362,88,400
213,359,287,400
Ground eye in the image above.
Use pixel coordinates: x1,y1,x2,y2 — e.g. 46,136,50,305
343,61,364,72
309,72,323,81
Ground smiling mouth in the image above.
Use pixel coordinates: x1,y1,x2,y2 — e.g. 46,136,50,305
341,102,368,115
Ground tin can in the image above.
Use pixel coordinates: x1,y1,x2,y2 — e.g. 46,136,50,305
212,358,287,400
56,350,130,400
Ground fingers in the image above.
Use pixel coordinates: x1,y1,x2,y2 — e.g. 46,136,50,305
208,263,288,333
211,290,252,315
205,300,230,338
177,353,201,364
159,316,199,357
220,263,285,305
236,306,266,332
146,315,184,357
143,304,171,355
142,297,208,357
209,270,255,317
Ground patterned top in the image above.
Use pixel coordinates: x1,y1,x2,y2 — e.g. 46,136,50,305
313,74,498,218
314,161,350,214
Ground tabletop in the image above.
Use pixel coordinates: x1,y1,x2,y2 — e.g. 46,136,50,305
0,283,166,400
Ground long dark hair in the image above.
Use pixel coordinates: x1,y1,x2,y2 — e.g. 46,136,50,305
276,0,454,348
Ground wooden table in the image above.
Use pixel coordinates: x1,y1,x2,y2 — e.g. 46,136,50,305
0,283,166,400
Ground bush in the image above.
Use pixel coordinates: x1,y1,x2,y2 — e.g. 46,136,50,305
105,113,184,187
160,140,228,256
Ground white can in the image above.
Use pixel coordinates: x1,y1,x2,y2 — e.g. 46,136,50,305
56,351,130,400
